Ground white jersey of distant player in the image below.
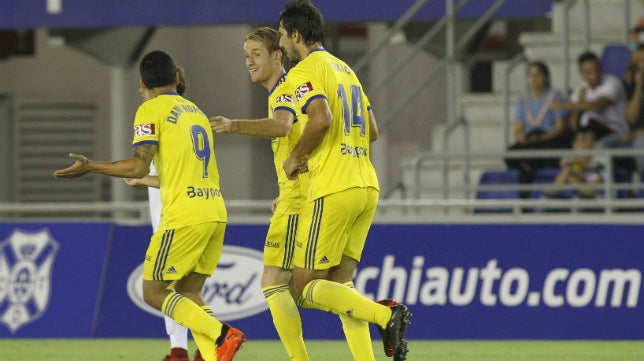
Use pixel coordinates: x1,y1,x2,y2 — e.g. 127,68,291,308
149,161,188,348
148,162,162,233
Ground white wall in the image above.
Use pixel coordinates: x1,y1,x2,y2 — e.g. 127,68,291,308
0,25,279,200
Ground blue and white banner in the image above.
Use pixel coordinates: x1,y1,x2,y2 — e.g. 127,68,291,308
0,222,641,339
0,222,112,337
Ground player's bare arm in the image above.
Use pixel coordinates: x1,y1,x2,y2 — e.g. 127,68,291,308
283,98,331,179
210,109,295,138
368,108,378,143
123,175,160,188
53,144,156,179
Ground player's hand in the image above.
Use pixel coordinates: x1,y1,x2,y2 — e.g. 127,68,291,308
123,178,141,187
283,154,307,180
210,116,234,133
53,153,91,178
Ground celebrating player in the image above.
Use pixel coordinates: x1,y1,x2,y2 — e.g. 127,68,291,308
279,1,412,360
124,66,205,361
210,26,311,361
54,50,245,361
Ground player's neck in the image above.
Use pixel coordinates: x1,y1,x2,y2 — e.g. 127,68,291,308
300,43,323,60
149,85,177,98
306,43,323,53
264,69,286,91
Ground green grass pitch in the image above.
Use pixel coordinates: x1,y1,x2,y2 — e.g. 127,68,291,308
1,339,643,361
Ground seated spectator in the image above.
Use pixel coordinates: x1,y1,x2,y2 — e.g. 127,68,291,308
505,61,571,198
594,45,644,182
551,51,629,141
544,129,603,199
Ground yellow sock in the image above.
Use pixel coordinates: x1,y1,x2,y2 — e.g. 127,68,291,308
192,331,215,361
264,285,310,361
302,279,391,329
190,306,218,361
162,292,223,361
339,282,375,361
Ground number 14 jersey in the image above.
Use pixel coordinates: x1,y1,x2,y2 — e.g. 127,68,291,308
287,48,379,200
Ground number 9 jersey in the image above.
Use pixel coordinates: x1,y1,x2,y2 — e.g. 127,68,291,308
132,92,227,230
287,49,379,200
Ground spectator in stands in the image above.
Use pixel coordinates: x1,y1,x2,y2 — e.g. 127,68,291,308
593,45,644,183
544,129,603,199
623,44,644,178
551,51,629,141
505,61,571,198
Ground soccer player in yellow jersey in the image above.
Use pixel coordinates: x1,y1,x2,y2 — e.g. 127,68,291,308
54,50,245,361
278,1,412,360
124,66,205,361
210,27,312,361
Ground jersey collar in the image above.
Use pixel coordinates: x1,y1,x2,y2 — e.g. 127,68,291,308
268,72,287,96
309,47,326,55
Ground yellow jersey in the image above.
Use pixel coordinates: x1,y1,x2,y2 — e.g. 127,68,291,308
287,48,379,200
269,73,309,213
132,92,227,229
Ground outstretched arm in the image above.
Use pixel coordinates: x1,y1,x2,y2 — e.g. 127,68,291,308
53,144,156,179
210,109,295,138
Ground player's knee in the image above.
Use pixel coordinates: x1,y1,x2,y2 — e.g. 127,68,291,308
142,289,164,310
261,267,292,288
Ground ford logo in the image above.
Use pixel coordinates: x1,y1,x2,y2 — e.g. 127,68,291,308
127,245,267,321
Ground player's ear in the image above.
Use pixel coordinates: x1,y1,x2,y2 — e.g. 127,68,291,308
292,30,302,44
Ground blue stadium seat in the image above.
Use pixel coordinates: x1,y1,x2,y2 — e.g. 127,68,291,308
475,169,519,213
530,167,563,199
613,166,633,199
601,44,631,78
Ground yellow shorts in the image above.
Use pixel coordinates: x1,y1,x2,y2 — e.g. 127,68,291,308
264,212,299,269
143,222,226,281
294,187,379,270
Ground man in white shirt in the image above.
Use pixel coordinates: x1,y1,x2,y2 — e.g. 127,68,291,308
552,51,629,140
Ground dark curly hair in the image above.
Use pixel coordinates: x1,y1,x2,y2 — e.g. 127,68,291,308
279,0,325,46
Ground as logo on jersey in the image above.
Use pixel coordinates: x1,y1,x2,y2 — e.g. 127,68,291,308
275,94,294,105
134,124,155,137
295,82,314,101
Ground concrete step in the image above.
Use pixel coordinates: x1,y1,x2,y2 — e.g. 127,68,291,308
461,93,519,124
550,1,642,36
401,157,505,199
431,120,507,154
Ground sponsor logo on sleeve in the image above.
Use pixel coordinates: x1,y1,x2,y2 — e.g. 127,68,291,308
275,94,294,105
134,124,156,137
295,82,314,101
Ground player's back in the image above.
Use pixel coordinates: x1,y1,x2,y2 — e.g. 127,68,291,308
289,49,379,200
133,93,227,229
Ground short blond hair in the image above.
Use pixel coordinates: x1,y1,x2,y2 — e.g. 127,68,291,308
246,27,284,65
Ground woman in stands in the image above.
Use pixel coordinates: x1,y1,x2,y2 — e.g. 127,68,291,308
505,61,572,198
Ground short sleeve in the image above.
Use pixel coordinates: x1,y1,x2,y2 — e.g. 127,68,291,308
132,103,160,147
